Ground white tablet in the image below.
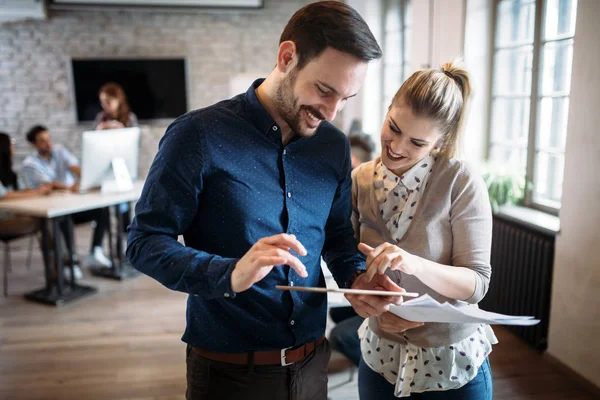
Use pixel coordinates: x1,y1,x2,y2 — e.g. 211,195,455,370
275,285,419,297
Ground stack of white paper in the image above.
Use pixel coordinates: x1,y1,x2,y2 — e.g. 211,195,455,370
389,294,540,326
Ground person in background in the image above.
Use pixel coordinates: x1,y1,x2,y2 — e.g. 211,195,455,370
350,131,376,170
127,2,403,399
21,125,112,277
0,132,52,236
94,82,137,233
94,82,138,131
329,129,376,368
350,60,496,399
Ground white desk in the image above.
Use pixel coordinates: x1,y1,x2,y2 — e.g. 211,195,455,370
0,181,144,218
0,181,144,306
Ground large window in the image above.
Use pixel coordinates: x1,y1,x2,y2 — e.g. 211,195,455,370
381,0,412,117
488,0,577,212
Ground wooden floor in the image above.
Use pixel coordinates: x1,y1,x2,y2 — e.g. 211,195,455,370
0,228,597,400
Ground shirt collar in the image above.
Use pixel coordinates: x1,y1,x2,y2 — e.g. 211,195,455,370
245,78,282,143
33,150,55,163
379,154,435,192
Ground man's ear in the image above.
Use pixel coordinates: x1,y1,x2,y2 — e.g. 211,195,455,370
276,41,297,73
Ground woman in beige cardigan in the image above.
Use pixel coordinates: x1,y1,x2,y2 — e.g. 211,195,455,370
349,60,496,399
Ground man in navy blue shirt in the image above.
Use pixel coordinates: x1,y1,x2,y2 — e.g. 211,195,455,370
127,2,404,399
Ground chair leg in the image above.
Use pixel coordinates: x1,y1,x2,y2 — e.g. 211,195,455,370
4,242,9,297
26,234,35,270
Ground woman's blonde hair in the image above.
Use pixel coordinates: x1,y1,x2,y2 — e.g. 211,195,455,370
390,59,472,159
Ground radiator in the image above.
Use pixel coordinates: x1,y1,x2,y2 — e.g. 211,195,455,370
479,215,556,350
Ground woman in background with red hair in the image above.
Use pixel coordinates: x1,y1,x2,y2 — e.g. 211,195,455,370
94,82,138,130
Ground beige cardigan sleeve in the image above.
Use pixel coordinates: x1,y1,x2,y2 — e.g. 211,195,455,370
450,163,493,304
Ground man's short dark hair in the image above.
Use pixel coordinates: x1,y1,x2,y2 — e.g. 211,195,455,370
280,1,382,71
26,125,48,144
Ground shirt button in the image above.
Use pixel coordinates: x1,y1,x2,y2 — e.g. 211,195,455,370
272,126,278,131
283,149,287,155
287,192,292,198
289,281,294,286
224,293,230,298
290,320,295,326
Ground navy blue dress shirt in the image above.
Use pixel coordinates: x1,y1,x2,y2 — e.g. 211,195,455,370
127,79,365,352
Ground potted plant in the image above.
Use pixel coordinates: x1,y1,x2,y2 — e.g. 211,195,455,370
482,165,527,213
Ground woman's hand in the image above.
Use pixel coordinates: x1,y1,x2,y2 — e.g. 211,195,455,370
378,312,424,333
345,272,405,318
359,242,422,282
36,183,53,195
96,120,124,130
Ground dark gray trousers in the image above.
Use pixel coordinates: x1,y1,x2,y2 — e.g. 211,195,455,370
186,339,331,400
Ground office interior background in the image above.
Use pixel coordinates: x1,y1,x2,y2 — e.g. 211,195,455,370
0,0,599,399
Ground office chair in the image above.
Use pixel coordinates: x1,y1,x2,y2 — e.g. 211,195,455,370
2,233,38,297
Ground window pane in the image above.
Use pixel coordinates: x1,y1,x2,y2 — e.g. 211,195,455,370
404,24,412,72
537,97,569,150
493,46,533,96
403,62,412,82
404,0,412,29
544,0,578,40
385,0,401,32
490,98,530,146
540,39,574,95
490,145,527,175
496,0,536,47
383,65,402,104
534,151,564,203
384,31,402,65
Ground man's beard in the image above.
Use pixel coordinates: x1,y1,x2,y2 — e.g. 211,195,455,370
274,71,321,138
38,149,51,158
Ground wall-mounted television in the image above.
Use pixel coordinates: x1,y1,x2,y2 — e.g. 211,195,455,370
71,58,188,122
52,0,262,9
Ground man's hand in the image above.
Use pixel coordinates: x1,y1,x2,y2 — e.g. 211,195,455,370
231,233,308,293
377,312,424,333
345,272,405,318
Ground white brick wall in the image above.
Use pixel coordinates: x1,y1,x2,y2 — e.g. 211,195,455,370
0,0,313,176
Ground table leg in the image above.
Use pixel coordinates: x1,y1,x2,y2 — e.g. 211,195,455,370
24,216,97,306
53,217,63,295
40,218,52,293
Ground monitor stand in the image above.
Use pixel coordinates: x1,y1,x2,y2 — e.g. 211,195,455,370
101,157,133,194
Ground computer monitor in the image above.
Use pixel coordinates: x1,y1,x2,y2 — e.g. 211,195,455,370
79,127,140,193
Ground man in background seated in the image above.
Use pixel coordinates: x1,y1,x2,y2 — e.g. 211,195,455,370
329,130,375,368
21,125,111,277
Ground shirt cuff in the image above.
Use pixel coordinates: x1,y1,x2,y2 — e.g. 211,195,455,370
190,257,238,300
347,269,366,288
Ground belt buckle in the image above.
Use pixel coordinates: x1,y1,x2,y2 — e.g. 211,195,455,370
280,346,293,366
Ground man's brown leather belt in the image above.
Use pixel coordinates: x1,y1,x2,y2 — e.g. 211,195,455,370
192,336,325,366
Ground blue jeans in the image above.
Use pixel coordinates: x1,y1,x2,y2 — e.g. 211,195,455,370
358,357,493,400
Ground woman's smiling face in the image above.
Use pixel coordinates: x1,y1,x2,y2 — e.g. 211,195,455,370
380,103,443,177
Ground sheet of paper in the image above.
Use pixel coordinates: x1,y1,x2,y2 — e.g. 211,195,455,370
388,294,540,326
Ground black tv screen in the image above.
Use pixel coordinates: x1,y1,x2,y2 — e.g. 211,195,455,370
71,58,188,122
